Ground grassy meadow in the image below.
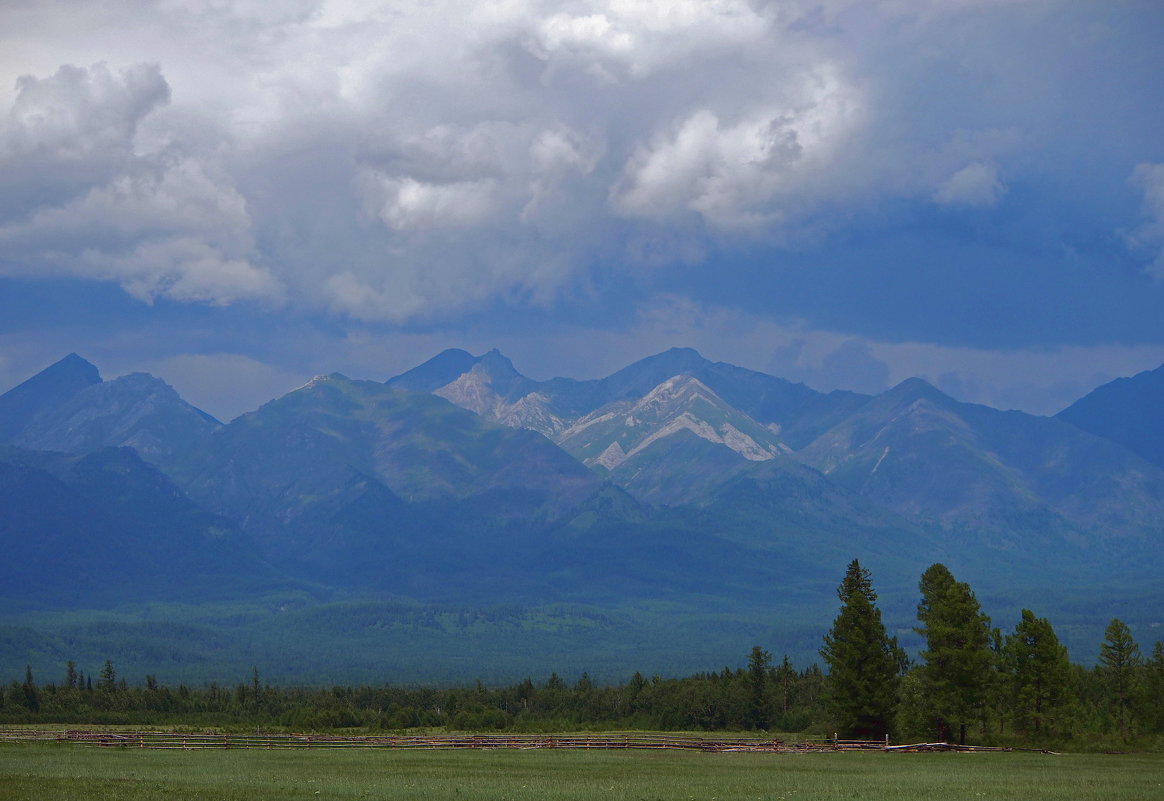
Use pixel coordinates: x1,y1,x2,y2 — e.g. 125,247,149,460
2,743,1163,801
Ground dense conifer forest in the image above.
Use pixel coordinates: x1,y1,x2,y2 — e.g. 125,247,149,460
4,563,1162,749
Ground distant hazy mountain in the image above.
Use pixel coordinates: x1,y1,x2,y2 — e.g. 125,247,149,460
435,358,568,436
0,445,269,604
4,350,1164,685
1057,362,1164,471
590,348,869,449
181,372,596,504
390,346,868,448
0,353,101,440
0,354,220,466
385,347,483,393
799,377,1164,558
166,373,600,586
389,348,573,436
387,349,1164,562
557,374,784,472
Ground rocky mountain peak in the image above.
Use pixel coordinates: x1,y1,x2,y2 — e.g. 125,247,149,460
1056,361,1164,470
601,347,710,401
385,348,478,392
0,353,103,440
477,348,518,374
435,364,501,418
46,352,102,384
435,364,565,436
884,376,949,403
557,374,783,470
635,374,718,410
0,354,221,463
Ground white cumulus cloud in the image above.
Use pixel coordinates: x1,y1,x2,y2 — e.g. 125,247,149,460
370,177,499,232
612,63,862,229
534,0,770,79
0,60,280,305
1128,162,1164,280
932,162,1006,207
0,0,1159,326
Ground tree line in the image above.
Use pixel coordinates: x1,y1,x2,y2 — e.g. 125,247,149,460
820,560,1162,745
2,657,829,734
3,561,1162,747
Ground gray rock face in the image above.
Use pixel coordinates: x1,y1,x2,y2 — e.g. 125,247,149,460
555,374,783,470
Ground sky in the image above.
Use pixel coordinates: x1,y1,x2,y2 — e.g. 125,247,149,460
1,0,1163,421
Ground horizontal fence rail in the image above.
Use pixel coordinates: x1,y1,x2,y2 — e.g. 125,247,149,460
0,730,882,753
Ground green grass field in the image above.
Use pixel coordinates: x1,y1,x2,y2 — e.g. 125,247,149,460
2,744,1162,800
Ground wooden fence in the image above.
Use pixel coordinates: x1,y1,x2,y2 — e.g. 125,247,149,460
0,729,879,753
0,730,1053,753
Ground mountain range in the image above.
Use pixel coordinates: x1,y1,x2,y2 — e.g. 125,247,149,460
2,348,1162,684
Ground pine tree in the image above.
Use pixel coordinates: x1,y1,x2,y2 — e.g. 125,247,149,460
747,645,772,730
914,563,993,743
985,627,1009,735
98,660,117,692
820,559,904,738
1003,609,1072,735
1098,618,1143,737
775,655,796,719
21,665,39,713
252,666,262,708
1147,642,1164,733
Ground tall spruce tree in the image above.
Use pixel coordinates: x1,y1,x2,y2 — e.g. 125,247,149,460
914,563,993,743
1147,642,1164,733
1003,609,1072,735
21,666,39,713
1098,618,1143,737
747,645,772,730
820,559,904,738
97,660,117,692
775,655,796,720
